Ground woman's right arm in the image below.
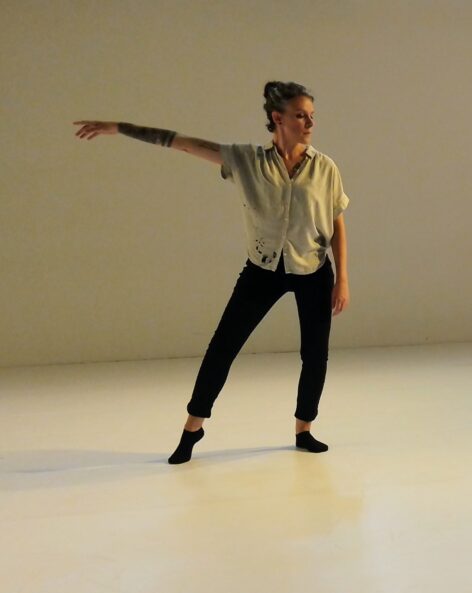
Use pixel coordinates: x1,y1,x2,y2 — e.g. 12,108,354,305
73,121,223,166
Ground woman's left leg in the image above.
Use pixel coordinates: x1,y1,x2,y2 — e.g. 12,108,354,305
292,258,335,424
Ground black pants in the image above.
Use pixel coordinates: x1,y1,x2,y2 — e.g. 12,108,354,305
186,254,335,422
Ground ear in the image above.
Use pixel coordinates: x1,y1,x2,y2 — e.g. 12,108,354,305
271,110,283,126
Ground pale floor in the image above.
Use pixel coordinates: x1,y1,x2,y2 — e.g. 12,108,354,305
0,342,471,593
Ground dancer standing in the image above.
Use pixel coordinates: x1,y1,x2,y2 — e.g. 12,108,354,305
73,80,350,464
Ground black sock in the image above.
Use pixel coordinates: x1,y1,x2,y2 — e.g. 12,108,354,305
296,431,328,453
168,427,205,464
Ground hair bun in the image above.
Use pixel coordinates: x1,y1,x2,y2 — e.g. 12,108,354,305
263,81,280,98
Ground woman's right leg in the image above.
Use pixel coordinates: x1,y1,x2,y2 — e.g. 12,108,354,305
168,259,286,464
186,259,286,420
184,414,205,431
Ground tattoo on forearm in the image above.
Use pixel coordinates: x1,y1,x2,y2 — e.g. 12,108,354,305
117,123,177,147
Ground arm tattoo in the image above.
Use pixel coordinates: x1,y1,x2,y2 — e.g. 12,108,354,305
117,122,177,147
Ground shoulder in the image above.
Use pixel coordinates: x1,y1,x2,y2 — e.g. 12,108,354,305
220,142,258,151
220,143,258,160
313,148,338,171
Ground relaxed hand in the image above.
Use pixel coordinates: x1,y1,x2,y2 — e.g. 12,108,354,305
332,279,350,315
73,120,118,140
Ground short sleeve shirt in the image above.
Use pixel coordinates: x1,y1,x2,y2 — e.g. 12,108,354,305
219,139,350,274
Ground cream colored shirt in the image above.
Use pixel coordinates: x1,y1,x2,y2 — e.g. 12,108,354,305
220,139,350,274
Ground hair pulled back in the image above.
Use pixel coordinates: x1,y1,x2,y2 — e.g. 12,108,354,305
263,81,315,133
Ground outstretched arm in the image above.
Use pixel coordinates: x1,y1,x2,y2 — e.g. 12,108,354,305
73,120,223,165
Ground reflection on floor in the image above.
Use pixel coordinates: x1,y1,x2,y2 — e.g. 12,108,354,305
1,343,471,593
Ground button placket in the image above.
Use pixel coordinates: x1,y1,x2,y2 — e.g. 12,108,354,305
281,185,292,262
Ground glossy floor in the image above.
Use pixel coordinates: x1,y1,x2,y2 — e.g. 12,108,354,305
1,343,471,593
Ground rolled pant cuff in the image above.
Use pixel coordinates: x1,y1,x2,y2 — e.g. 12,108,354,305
186,403,212,418
294,413,318,423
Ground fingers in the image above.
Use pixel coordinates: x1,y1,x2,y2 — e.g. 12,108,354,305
332,302,342,315
331,284,349,316
73,121,102,139
331,297,346,315
76,128,94,139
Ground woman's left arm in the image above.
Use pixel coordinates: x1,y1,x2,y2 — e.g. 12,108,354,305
330,213,350,315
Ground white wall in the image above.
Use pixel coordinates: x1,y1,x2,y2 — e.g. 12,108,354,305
1,0,471,368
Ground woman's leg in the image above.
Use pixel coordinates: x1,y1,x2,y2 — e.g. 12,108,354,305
168,259,286,464
186,259,286,419
293,258,334,426
184,414,205,431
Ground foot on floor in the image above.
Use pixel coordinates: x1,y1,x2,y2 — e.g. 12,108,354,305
168,427,205,464
295,430,328,453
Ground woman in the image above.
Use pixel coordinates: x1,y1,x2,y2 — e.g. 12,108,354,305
73,80,350,464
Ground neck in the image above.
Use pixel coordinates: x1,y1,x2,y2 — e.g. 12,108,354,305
272,134,306,160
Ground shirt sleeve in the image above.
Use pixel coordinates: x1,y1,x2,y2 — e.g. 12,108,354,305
331,162,350,219
219,143,236,183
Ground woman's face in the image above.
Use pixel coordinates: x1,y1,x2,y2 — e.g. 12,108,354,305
272,96,315,143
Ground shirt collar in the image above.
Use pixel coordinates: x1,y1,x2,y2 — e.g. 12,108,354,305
263,139,316,158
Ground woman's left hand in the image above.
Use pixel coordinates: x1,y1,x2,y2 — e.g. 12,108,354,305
332,279,350,316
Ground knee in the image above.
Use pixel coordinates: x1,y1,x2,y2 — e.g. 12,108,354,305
300,344,329,364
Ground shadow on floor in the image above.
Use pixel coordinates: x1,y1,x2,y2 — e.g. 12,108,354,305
0,444,304,489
